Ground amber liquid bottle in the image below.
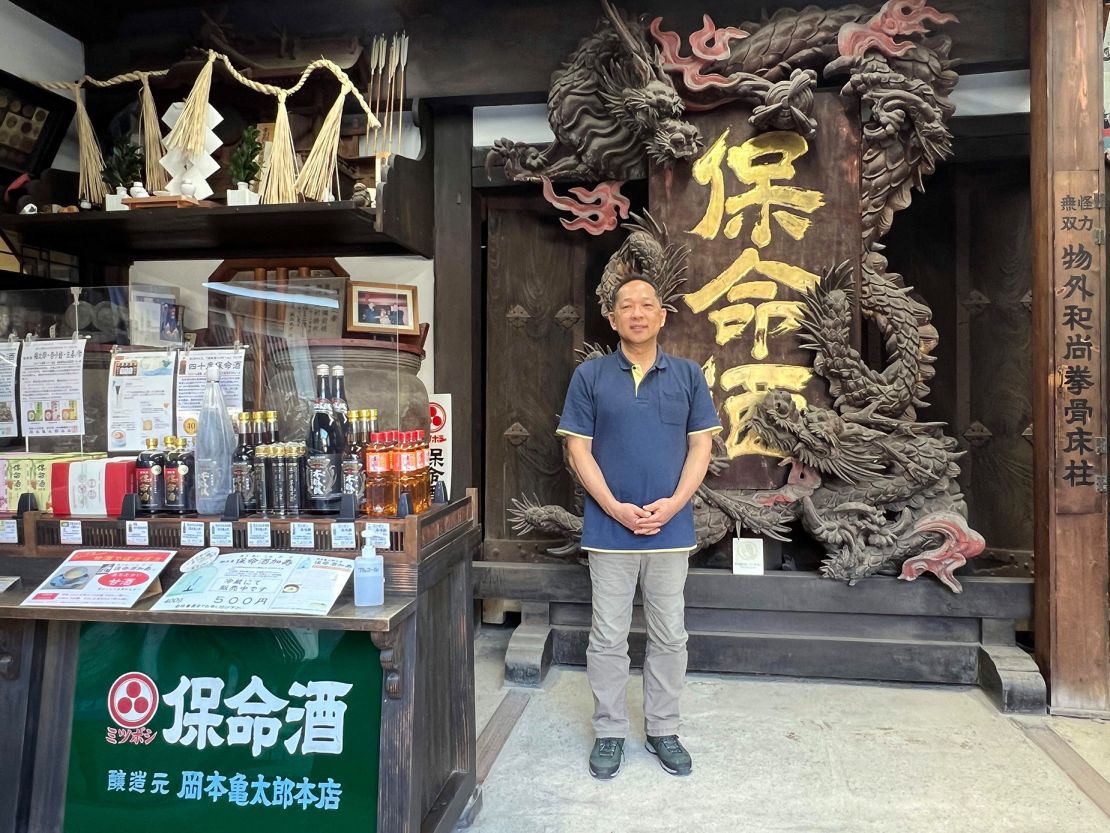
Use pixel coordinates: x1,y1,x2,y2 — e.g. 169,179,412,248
365,431,398,518
396,431,421,516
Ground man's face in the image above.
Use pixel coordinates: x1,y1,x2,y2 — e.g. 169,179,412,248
608,279,666,345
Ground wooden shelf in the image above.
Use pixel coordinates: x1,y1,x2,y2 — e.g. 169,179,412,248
0,587,415,632
1,201,425,262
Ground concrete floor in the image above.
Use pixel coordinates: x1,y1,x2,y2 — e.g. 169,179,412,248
469,626,1110,833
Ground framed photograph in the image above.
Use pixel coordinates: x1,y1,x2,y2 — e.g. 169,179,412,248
0,68,76,177
347,281,420,336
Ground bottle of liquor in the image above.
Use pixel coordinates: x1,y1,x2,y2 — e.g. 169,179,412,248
331,365,349,440
342,409,367,511
271,443,288,517
163,436,185,513
396,431,420,516
366,407,380,436
178,436,196,513
251,411,266,448
136,437,165,513
264,410,280,444
255,444,271,516
232,412,257,512
305,363,344,513
195,367,237,515
366,431,398,518
285,443,302,516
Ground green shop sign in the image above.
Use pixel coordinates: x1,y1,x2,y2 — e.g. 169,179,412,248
64,622,382,833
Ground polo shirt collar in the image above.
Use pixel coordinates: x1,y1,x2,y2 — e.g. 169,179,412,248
616,345,668,371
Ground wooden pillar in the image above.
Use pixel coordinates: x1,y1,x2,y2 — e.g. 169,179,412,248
1030,0,1110,715
432,106,481,498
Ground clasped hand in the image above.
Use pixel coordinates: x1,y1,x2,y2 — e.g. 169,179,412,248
609,497,680,536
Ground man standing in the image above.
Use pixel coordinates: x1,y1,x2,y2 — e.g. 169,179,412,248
557,277,721,779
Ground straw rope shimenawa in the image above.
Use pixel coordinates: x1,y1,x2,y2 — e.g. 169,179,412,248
37,50,382,205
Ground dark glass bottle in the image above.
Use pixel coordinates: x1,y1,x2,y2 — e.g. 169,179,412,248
271,443,288,517
232,411,257,512
331,365,349,441
304,364,344,513
341,409,367,511
366,407,379,436
136,437,165,513
264,410,279,444
254,444,270,516
178,436,196,513
162,435,185,512
251,411,266,448
286,443,302,516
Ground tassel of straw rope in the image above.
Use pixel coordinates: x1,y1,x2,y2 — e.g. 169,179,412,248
164,50,217,158
72,82,107,204
296,82,349,202
259,91,298,204
139,73,168,192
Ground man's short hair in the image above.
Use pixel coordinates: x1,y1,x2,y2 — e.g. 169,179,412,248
612,275,662,306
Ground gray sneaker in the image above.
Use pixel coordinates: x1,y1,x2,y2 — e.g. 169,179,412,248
589,737,624,779
645,734,692,776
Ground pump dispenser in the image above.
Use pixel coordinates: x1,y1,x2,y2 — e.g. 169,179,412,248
354,525,385,606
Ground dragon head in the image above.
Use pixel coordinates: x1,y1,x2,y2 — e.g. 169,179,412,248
747,390,807,457
612,81,702,165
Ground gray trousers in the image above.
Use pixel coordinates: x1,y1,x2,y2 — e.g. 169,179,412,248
586,551,689,738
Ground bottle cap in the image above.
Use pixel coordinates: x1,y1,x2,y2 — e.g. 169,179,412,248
265,410,277,419
368,408,379,418
163,435,176,446
237,411,250,422
351,409,363,419
145,437,158,449
331,365,344,376
206,366,221,382
252,411,263,420
316,363,330,375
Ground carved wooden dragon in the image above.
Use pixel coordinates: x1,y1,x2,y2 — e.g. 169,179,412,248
508,1,983,591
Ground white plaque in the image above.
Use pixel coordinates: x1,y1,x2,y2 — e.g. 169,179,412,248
209,522,233,547
180,521,206,548
247,521,271,548
364,522,391,549
0,519,18,544
330,522,356,549
732,538,765,575
60,520,82,545
290,522,315,549
125,520,150,547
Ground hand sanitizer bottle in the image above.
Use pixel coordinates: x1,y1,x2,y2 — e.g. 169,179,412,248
354,525,385,607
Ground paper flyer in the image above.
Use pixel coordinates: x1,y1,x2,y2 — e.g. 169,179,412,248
19,339,86,437
21,549,175,609
106,350,176,451
174,348,245,438
0,342,19,438
153,551,353,617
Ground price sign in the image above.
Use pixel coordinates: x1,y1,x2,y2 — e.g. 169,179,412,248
0,519,18,544
247,522,271,548
364,522,391,549
180,521,206,548
125,521,150,547
290,522,315,549
209,522,233,547
330,523,356,549
60,520,83,545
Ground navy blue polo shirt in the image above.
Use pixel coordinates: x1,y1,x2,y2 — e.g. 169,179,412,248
557,346,721,552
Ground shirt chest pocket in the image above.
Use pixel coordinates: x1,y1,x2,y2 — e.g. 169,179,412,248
659,392,688,426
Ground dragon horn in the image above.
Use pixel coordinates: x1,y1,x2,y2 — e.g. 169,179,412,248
600,0,654,79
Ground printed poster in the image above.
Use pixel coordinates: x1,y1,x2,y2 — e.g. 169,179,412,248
428,394,452,500
107,351,176,451
21,549,175,609
20,339,86,437
0,341,19,437
153,551,353,617
175,348,246,439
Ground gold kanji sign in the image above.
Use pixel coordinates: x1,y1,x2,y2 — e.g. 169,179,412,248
649,95,862,489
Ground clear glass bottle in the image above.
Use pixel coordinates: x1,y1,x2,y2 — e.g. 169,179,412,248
305,364,344,513
195,366,237,515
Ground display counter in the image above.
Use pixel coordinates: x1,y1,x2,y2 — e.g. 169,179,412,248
0,492,480,833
